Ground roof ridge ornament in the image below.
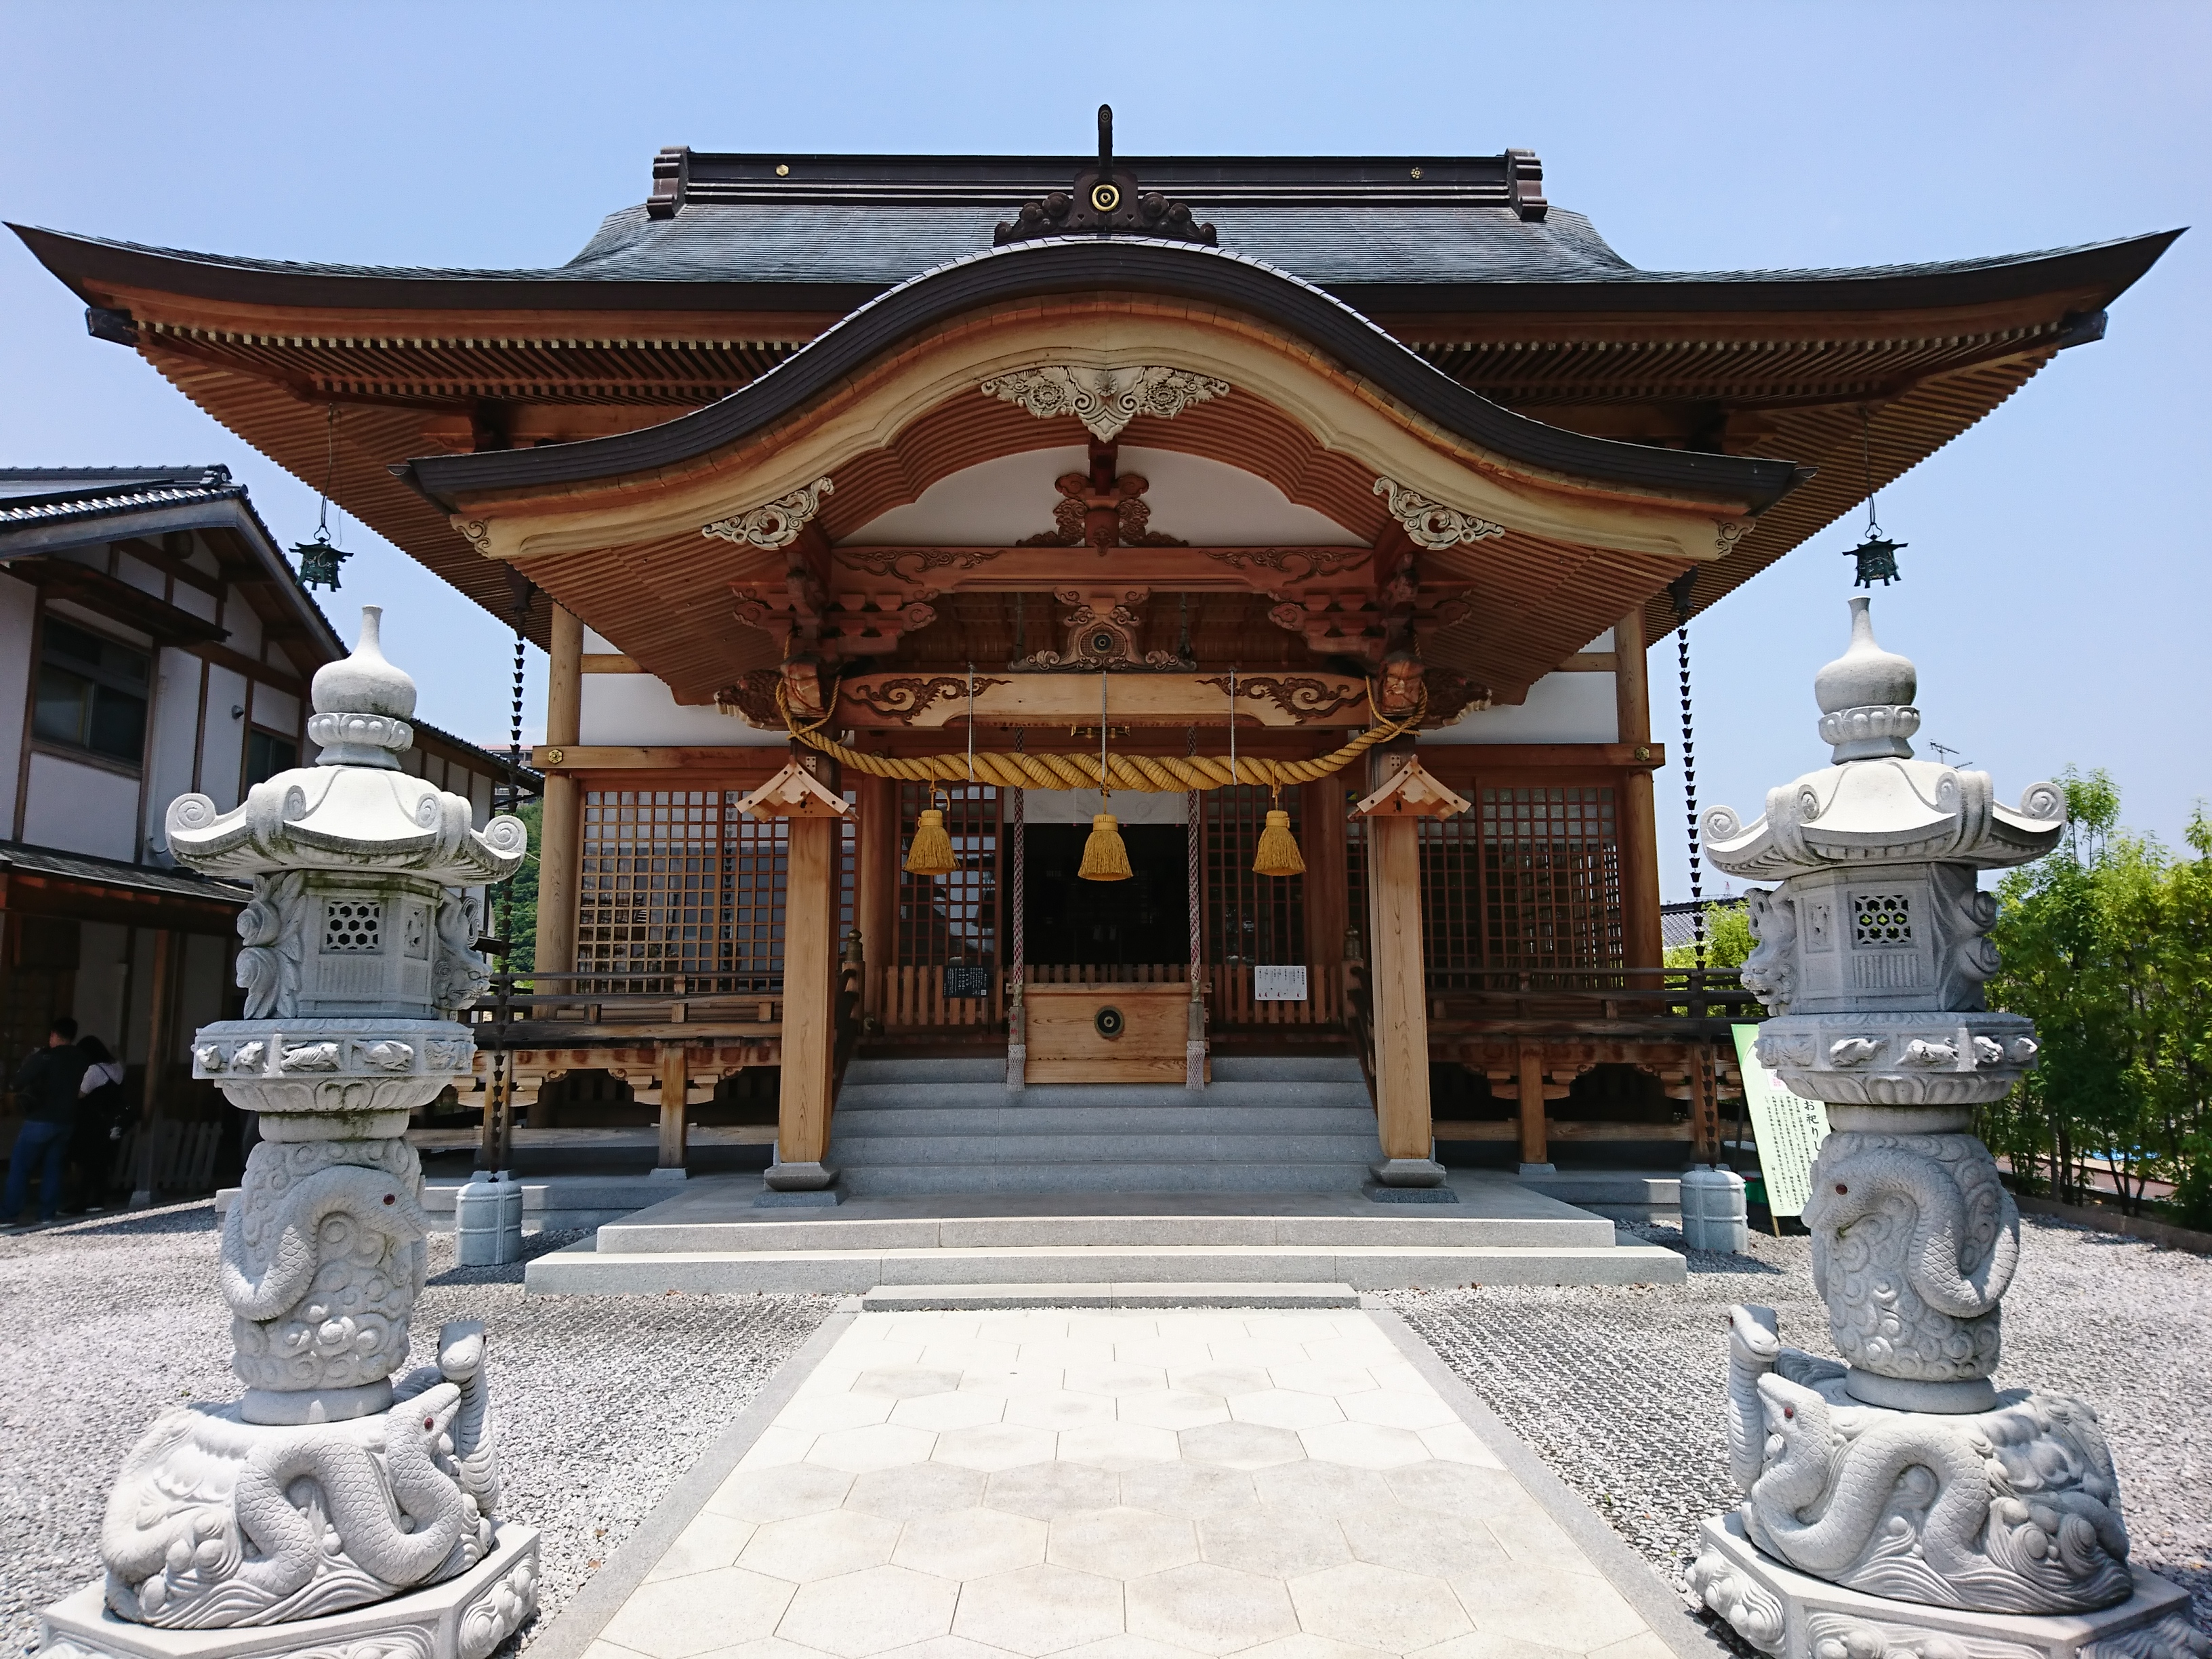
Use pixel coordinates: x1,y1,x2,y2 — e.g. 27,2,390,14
1372,477,1507,549
703,476,834,550
993,104,1218,247
980,364,1231,443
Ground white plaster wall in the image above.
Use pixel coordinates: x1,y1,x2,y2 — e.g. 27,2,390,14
201,665,249,811
1423,670,1618,745
72,922,132,1051
225,597,262,659
0,573,35,834
580,673,779,745
255,687,300,739
1023,787,1187,825
21,752,141,860
171,584,218,623
144,646,205,858
583,626,617,651
115,550,165,598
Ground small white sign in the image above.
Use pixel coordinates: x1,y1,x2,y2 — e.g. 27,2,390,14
1732,1023,1831,1217
1253,965,1309,1002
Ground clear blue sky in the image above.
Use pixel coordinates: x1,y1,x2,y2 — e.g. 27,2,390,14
3,2,2204,896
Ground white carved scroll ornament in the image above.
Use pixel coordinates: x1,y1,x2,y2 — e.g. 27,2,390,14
703,477,835,550
979,365,1231,443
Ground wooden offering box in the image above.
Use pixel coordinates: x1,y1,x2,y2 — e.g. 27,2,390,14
1022,981,1207,1085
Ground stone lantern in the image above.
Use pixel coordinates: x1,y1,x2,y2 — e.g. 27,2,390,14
37,607,540,1659
1683,598,2204,1659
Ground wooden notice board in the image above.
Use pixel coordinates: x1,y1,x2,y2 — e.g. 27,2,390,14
1023,981,1207,1085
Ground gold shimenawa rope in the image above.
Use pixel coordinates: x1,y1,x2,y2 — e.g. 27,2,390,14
777,677,1421,793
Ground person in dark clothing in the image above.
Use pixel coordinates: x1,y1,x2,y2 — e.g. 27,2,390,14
68,1034,130,1213
8,1016,89,1225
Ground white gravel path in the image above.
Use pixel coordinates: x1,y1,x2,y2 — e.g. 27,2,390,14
1385,1214,2212,1640
0,1203,832,1658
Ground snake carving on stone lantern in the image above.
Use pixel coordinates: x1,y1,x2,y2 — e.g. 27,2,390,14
1683,598,2207,1659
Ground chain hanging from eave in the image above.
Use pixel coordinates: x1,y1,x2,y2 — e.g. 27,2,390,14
1669,571,1704,972
489,574,533,1172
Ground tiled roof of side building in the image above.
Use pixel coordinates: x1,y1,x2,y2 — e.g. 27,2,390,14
0,465,243,520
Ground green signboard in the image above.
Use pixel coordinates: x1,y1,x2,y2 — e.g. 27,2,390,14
1731,1023,1832,1218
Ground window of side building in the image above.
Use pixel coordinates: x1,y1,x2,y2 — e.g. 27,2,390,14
32,617,150,766
245,727,299,786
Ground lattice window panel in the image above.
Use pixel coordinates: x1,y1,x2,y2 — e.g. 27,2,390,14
1853,893,1912,947
1205,785,1303,965
1417,815,1487,979
322,901,382,953
1478,786,1622,971
897,783,999,970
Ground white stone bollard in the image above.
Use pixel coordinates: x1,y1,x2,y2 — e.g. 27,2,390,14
456,1169,525,1265
1679,1164,1748,1252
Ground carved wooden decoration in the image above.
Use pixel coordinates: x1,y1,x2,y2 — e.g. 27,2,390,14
736,758,853,821
845,674,1011,725
981,365,1231,443
1352,757,1472,819
1372,478,1507,550
1197,674,1368,726
834,670,1372,729
1012,589,1188,672
993,105,1217,247
704,478,835,550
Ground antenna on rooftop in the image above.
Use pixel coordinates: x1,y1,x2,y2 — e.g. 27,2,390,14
1927,741,1973,769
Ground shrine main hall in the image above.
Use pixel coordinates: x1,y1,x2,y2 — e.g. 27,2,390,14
15,115,2170,1223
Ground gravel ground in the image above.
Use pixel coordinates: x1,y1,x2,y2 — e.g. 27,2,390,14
0,1204,833,1658
1385,1214,2212,1639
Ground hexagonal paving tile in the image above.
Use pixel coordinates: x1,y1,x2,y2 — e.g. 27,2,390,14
1065,1362,1171,1397
1177,1420,1306,1471
983,1459,1122,1520
1385,1460,1527,1521
1248,1460,1395,1518
808,1422,940,1474
1340,1508,1507,1580
1452,1560,1647,1652
892,1504,1048,1580
1054,1638,1210,1659
1410,1633,1582,1659
1124,1561,1298,1657
777,1563,960,1659
1297,1420,1430,1469
1416,1422,1506,1469
1115,1390,1232,1432
1115,1461,1256,1519
1288,1561,1472,1654
857,1368,968,1399
1194,1504,1351,1580
932,1421,1057,1472
739,1508,901,1582
867,1639,1032,1659
1265,1361,1380,1398
845,1460,987,1521
958,1368,1069,1399
708,1463,857,1523
1047,1506,1199,1578
773,1391,900,1434
600,1569,795,1658
1167,1366,1275,1398
643,1511,755,1582
1002,1391,1120,1431
1226,1389,1345,1432
889,1391,1010,1433
951,1563,1125,1656
1058,1420,1181,1471
1337,1390,1459,1432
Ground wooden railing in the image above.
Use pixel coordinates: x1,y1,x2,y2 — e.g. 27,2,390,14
470,970,783,1048
1426,967,1760,1036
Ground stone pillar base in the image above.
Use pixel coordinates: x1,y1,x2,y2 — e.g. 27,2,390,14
1369,1157,1447,1187
40,1524,538,1659
1687,1515,2205,1659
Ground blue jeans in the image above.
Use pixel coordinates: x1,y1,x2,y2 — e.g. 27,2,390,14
5,1119,70,1223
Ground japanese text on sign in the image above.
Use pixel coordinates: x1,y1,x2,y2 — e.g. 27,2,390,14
1732,1023,1830,1217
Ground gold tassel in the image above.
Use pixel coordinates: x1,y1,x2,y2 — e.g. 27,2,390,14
1078,812,1132,882
905,804,955,878
1252,806,1306,877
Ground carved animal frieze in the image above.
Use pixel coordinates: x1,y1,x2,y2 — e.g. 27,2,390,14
1195,674,1368,726
845,674,1012,725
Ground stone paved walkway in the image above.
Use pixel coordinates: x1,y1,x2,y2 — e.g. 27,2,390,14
579,1309,1673,1659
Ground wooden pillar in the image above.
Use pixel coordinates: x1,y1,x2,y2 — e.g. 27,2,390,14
1614,607,1664,973
855,774,895,1019
1300,777,1348,968
534,605,585,979
1516,1041,1551,1170
778,815,838,1168
1366,815,1433,1162
657,1044,689,1171
129,928,175,1208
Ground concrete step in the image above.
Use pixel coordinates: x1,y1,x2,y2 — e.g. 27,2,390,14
838,1161,1376,1196
593,1207,1619,1254
829,1107,1376,1137
844,1057,1015,1084
859,1282,1362,1310
831,1132,1375,1166
834,1081,1370,1111
843,1055,1364,1087
1210,1056,1364,1083
525,1239,1687,1294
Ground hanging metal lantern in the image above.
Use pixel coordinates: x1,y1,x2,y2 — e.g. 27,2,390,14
293,527,351,591
1844,532,1906,588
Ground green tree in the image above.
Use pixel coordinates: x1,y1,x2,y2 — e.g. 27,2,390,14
1664,901,1754,970
494,798,540,979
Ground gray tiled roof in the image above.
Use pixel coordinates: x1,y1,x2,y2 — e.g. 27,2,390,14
0,466,240,520
0,838,249,905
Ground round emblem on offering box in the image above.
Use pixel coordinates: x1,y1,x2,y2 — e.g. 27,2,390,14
1091,182,1121,213
1094,1005,1125,1040
1089,630,1117,655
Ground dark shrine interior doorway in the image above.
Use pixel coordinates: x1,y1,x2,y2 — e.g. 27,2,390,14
1022,823,1187,968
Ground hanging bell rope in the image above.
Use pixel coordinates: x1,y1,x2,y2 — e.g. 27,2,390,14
1078,672,1132,882
777,677,1422,793
1252,786,1306,878
902,763,955,878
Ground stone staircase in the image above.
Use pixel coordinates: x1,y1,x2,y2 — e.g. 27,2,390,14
825,1054,1379,1196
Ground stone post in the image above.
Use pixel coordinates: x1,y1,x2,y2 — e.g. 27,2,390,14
38,606,540,1659
1683,597,2203,1659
